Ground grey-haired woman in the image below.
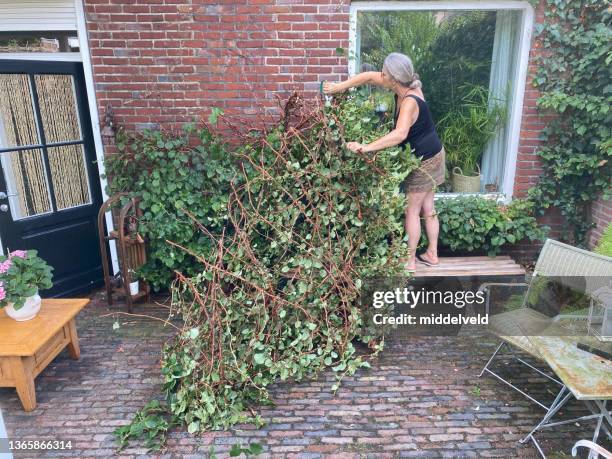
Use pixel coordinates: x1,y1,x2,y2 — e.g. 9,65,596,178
323,52,445,273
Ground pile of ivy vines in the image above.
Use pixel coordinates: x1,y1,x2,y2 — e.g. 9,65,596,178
113,92,419,450
527,0,611,245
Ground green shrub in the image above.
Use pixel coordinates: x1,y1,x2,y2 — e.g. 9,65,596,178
594,223,612,257
433,196,547,256
104,125,234,290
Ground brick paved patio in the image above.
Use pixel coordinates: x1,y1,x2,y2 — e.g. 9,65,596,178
0,289,600,458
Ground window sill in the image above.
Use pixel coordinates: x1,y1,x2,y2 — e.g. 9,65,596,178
434,192,506,202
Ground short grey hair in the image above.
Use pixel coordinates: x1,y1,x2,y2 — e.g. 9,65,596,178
382,52,422,89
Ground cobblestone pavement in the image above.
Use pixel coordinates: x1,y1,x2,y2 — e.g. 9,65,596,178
1,289,603,458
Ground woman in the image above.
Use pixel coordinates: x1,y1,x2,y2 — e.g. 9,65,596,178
323,52,445,272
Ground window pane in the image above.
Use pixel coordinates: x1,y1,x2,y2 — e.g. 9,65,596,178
0,148,52,219
0,32,80,53
35,74,83,143
47,144,91,210
356,10,517,193
0,74,40,148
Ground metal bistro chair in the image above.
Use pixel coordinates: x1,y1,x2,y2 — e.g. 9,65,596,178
478,239,612,410
572,439,612,459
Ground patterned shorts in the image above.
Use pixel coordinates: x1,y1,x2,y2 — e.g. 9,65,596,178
403,147,446,193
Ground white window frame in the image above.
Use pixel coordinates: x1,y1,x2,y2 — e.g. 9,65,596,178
349,1,535,203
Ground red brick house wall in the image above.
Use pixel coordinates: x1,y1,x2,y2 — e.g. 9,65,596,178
84,0,589,260
84,0,350,132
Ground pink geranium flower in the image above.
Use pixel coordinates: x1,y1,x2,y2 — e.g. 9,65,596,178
9,250,27,259
0,282,5,301
0,259,11,274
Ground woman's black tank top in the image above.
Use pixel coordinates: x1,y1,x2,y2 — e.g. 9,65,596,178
393,93,443,160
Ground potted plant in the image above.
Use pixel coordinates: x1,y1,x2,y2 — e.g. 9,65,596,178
127,268,140,296
0,250,53,321
439,84,506,192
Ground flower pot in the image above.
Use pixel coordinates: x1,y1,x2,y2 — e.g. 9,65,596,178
129,280,139,296
5,292,42,321
451,165,481,193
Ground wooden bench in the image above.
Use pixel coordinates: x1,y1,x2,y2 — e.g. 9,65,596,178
0,298,89,411
413,255,526,278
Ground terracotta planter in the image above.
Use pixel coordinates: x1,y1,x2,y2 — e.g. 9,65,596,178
5,292,42,321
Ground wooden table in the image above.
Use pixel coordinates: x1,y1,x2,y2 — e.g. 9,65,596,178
0,298,89,411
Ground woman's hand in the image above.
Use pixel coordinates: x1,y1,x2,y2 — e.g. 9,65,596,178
346,142,367,153
323,81,344,95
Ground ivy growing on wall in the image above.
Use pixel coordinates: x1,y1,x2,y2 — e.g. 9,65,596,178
527,0,611,245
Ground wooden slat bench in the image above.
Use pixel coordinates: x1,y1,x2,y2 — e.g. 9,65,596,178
413,255,526,278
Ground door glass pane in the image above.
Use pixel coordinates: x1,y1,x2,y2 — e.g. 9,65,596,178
47,144,91,210
0,74,39,148
0,148,52,219
35,74,83,143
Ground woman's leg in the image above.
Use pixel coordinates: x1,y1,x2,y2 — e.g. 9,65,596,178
420,189,439,265
404,190,428,270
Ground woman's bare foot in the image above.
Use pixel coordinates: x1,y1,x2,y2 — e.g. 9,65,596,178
418,250,439,266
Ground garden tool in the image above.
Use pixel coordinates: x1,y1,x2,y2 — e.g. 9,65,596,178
320,81,333,106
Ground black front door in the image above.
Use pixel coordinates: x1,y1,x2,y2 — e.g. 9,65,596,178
0,60,104,297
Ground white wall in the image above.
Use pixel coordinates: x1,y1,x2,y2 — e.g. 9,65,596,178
0,0,77,31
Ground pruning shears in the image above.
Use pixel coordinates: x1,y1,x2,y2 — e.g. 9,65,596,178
320,81,333,106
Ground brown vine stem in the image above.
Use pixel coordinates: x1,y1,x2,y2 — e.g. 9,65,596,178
99,311,182,331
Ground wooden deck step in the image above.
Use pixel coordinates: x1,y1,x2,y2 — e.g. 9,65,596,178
413,256,526,278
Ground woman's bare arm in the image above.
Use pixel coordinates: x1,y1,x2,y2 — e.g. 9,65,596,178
323,71,385,94
360,98,418,153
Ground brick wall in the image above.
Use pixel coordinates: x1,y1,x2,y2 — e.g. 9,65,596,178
84,0,349,133
84,0,572,260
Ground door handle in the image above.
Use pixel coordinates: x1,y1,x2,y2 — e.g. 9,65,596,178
0,191,17,200
0,204,8,212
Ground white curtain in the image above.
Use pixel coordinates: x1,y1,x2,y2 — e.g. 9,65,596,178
481,10,519,192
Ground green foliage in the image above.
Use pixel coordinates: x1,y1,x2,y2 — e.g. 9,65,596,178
359,11,440,72
0,250,53,309
439,84,507,175
114,400,178,452
115,93,418,449
434,196,547,256
420,11,497,124
104,124,234,290
229,442,264,457
160,92,416,436
594,223,612,257
527,0,612,245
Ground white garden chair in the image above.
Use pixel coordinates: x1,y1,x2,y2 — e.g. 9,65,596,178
572,439,612,459
478,238,612,410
